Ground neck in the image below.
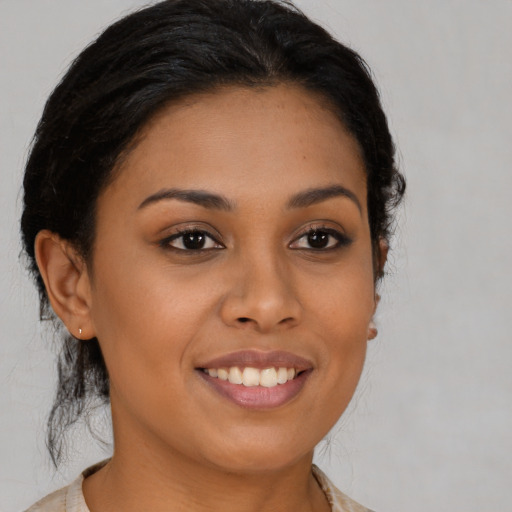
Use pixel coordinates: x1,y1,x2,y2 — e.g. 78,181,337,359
82,415,330,512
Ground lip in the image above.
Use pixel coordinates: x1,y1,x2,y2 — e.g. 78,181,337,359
196,350,314,410
197,349,313,372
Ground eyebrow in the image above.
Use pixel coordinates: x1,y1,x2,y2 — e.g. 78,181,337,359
138,184,361,214
138,188,234,211
286,185,362,213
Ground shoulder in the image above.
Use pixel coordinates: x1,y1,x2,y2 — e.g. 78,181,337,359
24,485,68,512
24,476,87,512
23,460,109,512
312,465,375,512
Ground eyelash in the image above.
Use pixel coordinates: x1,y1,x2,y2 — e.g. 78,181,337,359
290,225,352,251
160,228,224,253
159,225,351,253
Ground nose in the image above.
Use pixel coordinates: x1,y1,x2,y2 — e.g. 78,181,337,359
219,252,302,333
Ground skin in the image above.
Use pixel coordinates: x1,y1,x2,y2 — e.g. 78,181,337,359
36,84,383,512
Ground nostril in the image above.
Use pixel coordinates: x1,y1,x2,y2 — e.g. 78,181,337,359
237,317,250,323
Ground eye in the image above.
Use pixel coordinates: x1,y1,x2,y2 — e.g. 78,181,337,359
290,227,350,250
162,229,223,251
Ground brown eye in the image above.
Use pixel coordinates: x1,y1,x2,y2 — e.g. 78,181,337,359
290,228,351,251
164,230,223,251
306,230,331,249
182,231,207,250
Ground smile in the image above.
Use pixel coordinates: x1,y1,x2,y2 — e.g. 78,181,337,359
197,350,313,409
202,366,298,388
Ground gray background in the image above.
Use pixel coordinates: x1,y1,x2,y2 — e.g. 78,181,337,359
1,1,511,511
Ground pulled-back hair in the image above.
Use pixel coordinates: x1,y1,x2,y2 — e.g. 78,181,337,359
21,0,405,465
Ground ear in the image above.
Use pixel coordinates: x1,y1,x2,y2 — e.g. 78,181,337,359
367,293,381,340
368,237,388,340
34,230,95,340
375,237,389,279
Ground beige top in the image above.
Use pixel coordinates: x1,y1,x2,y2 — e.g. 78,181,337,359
25,462,373,512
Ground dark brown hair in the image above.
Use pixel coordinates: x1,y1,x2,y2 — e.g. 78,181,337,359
21,0,405,465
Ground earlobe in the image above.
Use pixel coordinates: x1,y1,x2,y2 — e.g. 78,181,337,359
368,292,381,340
367,319,378,340
34,230,95,339
369,237,387,340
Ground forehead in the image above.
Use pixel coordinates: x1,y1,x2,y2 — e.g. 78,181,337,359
102,84,367,211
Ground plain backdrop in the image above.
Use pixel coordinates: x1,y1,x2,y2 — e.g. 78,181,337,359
1,1,511,511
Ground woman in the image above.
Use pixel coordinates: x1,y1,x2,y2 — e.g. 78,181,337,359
21,0,405,510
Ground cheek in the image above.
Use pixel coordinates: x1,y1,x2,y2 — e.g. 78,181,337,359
87,262,204,436
88,247,227,390
304,253,375,402
306,250,376,337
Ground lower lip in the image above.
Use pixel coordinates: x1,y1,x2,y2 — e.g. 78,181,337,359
198,370,311,410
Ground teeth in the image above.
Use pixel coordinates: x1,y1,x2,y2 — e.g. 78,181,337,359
277,367,288,384
205,366,299,387
260,368,277,387
228,367,243,385
242,367,260,387
217,368,229,381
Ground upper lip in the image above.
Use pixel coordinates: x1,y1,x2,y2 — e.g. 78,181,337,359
197,350,313,371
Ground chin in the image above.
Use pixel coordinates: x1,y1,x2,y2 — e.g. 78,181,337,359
200,433,315,475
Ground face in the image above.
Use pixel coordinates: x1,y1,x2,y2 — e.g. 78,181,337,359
85,84,377,473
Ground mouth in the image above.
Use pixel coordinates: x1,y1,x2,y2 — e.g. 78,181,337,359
201,366,301,387
196,350,313,409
